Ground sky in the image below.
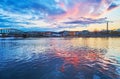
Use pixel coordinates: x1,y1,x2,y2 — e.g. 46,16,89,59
0,0,120,31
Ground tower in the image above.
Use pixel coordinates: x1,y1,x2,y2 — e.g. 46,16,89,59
107,21,109,34
106,21,113,34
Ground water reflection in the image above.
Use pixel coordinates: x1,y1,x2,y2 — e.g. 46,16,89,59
0,38,120,79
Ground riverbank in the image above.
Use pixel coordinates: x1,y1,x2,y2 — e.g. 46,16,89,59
0,34,120,38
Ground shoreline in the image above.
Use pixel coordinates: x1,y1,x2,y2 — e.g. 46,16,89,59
0,36,120,38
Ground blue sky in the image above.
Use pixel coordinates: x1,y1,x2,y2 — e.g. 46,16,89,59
0,0,120,31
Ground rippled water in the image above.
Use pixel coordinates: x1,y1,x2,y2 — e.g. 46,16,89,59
0,37,120,79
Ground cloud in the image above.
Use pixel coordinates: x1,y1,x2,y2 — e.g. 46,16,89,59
0,0,120,30
107,3,120,10
63,17,107,25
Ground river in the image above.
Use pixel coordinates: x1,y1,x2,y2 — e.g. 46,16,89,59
0,37,120,79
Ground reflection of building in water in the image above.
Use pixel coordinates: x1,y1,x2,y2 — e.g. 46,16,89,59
57,38,110,50
106,38,120,57
81,38,109,49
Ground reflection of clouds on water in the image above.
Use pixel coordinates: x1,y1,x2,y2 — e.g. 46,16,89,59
0,38,120,79
51,47,119,79
48,38,120,79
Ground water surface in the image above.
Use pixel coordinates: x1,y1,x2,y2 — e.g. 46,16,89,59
0,37,120,79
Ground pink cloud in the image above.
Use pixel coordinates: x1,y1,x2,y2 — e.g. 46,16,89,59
50,0,119,22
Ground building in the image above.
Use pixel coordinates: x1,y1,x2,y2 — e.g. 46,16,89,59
60,31,69,36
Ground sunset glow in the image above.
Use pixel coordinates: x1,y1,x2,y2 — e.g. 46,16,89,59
0,0,120,31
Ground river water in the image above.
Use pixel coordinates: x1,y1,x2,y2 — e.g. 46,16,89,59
0,37,120,79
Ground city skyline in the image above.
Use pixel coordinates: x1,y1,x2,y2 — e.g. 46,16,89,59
0,0,120,31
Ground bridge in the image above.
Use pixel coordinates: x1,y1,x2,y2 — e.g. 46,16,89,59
0,28,24,34
0,28,25,37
